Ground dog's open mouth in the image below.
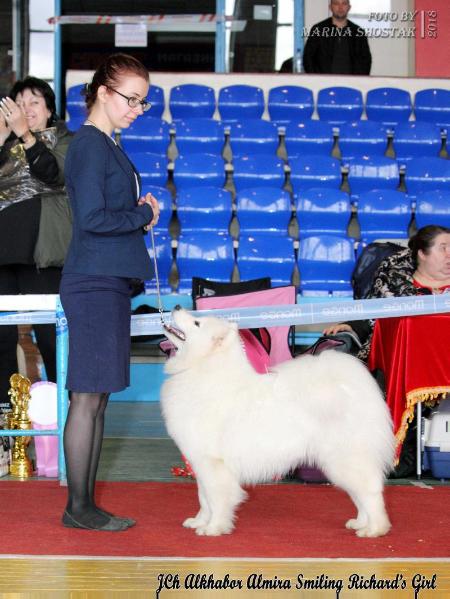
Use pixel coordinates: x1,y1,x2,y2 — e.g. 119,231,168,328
163,323,186,341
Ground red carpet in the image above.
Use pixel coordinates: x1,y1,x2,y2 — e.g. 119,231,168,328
1,481,449,558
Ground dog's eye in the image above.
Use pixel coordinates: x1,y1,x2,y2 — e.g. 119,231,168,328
194,320,200,327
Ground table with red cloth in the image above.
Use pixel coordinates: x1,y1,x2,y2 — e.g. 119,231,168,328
367,314,450,462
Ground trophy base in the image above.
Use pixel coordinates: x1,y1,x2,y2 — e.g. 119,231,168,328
10,459,33,479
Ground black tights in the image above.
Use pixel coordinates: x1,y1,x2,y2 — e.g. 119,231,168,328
63,392,111,527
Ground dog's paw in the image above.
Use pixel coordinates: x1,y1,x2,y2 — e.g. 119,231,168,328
183,517,207,529
195,522,234,536
345,517,367,531
345,518,361,530
355,521,391,538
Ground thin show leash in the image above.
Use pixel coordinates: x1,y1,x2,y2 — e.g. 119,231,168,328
149,226,195,479
148,225,168,329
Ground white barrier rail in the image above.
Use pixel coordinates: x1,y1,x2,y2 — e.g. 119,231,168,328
1,293,449,331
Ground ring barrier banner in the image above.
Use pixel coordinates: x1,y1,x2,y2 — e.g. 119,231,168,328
1,293,449,332
1,292,449,481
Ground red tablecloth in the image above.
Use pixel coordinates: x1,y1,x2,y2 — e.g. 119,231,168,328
368,315,450,461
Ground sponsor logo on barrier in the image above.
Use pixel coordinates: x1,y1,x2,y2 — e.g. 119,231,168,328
56,312,68,334
259,308,304,321
320,303,364,318
379,298,426,314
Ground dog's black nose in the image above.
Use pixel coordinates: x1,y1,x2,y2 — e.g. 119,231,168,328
174,304,182,311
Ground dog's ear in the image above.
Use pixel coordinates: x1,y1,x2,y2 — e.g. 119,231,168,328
211,321,238,351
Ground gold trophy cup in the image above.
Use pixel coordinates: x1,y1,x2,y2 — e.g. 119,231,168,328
9,374,33,479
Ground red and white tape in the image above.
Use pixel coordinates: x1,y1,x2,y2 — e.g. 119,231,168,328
48,14,232,25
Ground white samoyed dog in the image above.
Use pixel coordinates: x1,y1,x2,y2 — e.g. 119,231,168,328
161,307,394,538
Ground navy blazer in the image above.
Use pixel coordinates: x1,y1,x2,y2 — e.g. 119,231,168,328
63,125,154,280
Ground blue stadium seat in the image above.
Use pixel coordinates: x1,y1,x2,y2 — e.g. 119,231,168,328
176,187,232,233
393,122,442,164
405,157,450,198
174,118,225,156
144,233,173,294
236,187,292,236
128,152,168,188
284,120,334,158
237,234,295,286
415,190,450,229
357,190,411,243
317,87,363,124
338,121,388,161
267,85,314,123
228,119,279,157
414,89,450,129
289,155,341,193
146,84,165,119
298,235,355,296
176,232,234,292
120,118,170,154
295,187,351,237
347,157,400,199
173,153,225,191
232,154,285,192
365,87,412,126
141,185,173,232
66,84,87,119
169,84,216,120
218,85,265,121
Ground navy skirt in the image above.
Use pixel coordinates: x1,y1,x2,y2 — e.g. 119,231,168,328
60,273,133,393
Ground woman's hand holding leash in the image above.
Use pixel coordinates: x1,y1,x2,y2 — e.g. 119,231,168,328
138,192,160,230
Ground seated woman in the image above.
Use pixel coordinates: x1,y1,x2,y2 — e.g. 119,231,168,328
324,224,450,360
0,77,72,410
324,224,450,476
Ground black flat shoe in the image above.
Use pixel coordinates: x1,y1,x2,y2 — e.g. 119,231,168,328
62,510,129,532
97,509,136,528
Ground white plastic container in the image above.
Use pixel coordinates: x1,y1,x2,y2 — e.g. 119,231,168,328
422,398,450,479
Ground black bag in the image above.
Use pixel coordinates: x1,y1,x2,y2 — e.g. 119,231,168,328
191,276,271,306
352,241,405,299
299,330,362,357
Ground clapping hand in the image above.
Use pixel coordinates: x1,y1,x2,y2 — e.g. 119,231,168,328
0,112,11,146
138,192,160,230
0,96,29,140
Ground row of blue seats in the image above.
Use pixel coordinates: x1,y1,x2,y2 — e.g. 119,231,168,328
66,83,450,128
112,117,447,164
147,232,354,294
150,185,450,243
130,152,450,197
147,231,421,296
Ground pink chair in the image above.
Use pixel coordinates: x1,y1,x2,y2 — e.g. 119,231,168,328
29,382,58,478
196,285,296,366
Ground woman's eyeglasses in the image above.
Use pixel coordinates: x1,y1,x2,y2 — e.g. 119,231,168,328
107,87,151,112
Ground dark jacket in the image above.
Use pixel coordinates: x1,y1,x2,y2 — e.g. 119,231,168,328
0,120,73,268
63,125,154,280
303,17,372,75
